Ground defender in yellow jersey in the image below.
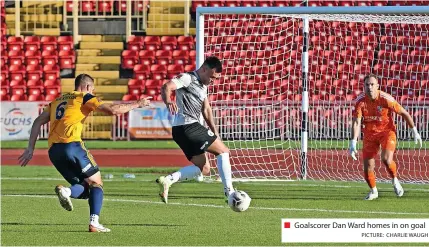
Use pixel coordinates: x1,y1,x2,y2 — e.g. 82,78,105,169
18,74,152,233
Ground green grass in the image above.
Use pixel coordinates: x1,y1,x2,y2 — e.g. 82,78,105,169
2,165,429,246
2,140,429,150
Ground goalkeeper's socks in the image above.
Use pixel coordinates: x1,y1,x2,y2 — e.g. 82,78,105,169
89,185,103,216
69,184,84,198
216,153,234,196
387,161,397,178
364,170,376,188
167,165,201,183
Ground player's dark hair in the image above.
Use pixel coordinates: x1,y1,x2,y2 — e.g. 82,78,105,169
203,56,222,73
364,73,378,82
75,73,94,89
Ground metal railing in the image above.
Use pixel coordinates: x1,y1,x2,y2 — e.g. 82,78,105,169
110,101,429,141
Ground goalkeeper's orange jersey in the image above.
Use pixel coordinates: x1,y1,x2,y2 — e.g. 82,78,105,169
43,91,103,147
352,90,403,135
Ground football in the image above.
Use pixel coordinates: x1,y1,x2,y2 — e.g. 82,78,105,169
228,190,251,212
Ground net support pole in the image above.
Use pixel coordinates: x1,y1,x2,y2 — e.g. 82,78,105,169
300,17,309,180
196,9,205,68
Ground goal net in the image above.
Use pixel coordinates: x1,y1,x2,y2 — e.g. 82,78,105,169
198,7,429,183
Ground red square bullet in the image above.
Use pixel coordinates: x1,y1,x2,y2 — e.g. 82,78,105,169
284,222,291,228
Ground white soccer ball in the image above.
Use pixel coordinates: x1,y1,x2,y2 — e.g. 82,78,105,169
228,190,251,212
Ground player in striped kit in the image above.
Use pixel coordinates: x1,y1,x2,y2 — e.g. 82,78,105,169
156,56,235,203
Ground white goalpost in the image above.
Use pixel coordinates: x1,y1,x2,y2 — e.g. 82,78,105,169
196,6,429,183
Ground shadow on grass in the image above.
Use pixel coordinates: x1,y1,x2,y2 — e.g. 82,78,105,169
2,222,185,228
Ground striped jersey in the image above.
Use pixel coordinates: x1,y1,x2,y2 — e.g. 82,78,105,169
171,71,207,126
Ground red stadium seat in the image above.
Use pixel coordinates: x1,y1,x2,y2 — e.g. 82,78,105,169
138,50,155,66
10,79,26,88
143,36,161,51
177,36,194,50
167,65,184,79
356,1,372,6
25,50,42,66
410,50,427,64
207,1,224,7
45,86,61,98
150,64,167,80
338,0,354,6
8,50,24,66
145,79,163,88
41,36,58,51
155,50,172,65
7,36,24,52
57,36,74,52
45,94,58,101
160,36,177,51
127,36,144,51
392,50,409,63
414,37,429,51
9,65,26,82
98,0,112,13
27,79,44,88
1,86,9,98
59,50,76,69
1,65,8,82
66,0,74,12
24,36,41,51
172,50,189,65
185,64,196,72
128,86,142,96
191,0,206,12
121,50,139,69
133,64,151,80
322,1,338,6
372,0,388,6
28,94,45,101
389,0,409,5
44,79,61,87
128,79,144,96
0,50,7,67
81,1,96,13
11,94,27,101
27,65,43,81
42,50,58,66
134,0,148,12
43,65,60,81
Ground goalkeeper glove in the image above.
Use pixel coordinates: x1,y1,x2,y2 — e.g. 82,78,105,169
349,139,358,161
412,127,422,148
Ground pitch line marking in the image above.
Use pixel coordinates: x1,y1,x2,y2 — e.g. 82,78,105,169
2,177,429,191
3,194,429,216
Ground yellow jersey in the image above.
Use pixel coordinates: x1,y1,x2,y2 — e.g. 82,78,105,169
44,91,103,147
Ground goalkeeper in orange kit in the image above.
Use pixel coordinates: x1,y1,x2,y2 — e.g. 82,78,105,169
349,74,422,200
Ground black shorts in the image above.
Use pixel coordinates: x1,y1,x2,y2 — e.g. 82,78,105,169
172,122,217,161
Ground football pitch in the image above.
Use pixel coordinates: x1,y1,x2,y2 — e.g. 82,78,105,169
2,140,429,149
2,165,429,246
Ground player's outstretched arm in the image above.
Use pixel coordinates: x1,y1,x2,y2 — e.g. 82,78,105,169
161,81,178,115
19,111,50,167
398,108,422,147
97,97,152,116
349,117,361,161
202,98,219,138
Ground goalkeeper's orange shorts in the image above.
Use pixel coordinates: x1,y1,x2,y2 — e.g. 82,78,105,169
362,130,397,159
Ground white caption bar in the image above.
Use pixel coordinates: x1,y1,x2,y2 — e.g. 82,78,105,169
282,219,429,243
